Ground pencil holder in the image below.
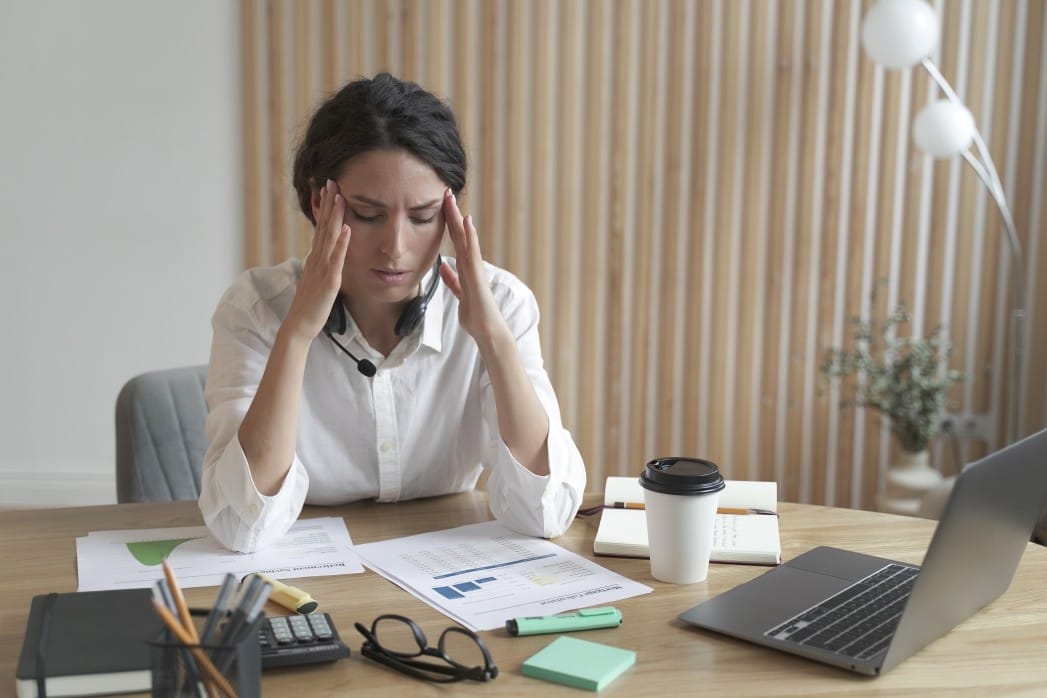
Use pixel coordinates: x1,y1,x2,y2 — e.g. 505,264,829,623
149,608,262,698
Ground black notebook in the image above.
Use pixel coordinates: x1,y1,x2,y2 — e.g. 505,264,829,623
15,588,164,698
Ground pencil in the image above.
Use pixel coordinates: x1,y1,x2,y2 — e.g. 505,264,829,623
162,559,221,698
611,502,776,515
718,507,779,516
152,599,239,698
162,558,199,643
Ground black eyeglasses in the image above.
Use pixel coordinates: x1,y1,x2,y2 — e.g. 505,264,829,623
354,614,498,683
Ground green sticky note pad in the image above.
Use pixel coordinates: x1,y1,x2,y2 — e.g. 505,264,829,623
522,636,636,691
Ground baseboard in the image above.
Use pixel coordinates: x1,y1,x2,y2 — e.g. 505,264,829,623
0,471,116,509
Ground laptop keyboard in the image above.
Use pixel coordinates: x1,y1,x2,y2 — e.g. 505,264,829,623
765,563,918,660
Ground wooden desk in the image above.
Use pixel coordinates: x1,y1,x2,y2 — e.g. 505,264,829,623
2,493,1046,696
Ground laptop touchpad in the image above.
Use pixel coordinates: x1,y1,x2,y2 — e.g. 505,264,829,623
724,565,850,614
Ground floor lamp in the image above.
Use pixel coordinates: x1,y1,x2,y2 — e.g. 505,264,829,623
860,0,1026,445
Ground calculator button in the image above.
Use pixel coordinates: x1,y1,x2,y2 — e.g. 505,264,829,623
269,616,295,644
289,615,314,642
308,614,333,640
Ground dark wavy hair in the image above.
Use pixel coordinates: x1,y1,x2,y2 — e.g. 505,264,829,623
292,73,467,225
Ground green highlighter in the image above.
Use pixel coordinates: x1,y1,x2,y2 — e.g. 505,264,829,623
506,606,623,636
522,635,636,691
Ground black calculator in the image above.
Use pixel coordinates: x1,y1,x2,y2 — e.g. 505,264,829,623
258,612,351,668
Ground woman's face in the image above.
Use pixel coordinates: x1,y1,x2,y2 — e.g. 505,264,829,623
324,149,447,314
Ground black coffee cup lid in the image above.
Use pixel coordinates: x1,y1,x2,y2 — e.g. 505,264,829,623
639,457,726,495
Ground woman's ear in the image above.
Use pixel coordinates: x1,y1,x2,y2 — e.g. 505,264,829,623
310,187,323,224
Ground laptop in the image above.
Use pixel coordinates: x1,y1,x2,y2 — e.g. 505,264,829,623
678,427,1047,676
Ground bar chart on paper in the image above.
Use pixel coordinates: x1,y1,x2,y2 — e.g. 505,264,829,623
355,521,652,631
433,576,499,600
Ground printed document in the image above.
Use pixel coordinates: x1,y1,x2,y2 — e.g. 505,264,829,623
354,520,653,631
76,516,363,591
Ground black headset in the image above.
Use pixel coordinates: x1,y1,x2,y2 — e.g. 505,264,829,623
322,256,442,377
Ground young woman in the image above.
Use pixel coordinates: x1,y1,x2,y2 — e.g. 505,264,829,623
200,74,585,552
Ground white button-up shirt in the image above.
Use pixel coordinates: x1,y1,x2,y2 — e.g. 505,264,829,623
199,257,586,552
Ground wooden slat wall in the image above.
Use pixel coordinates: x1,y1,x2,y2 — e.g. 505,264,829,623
240,0,1047,511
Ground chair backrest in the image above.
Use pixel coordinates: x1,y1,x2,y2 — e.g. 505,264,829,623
115,365,208,503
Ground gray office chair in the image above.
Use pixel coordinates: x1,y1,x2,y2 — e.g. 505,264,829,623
115,365,208,502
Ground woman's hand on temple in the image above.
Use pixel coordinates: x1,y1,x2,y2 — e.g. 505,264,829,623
439,189,510,346
285,179,351,342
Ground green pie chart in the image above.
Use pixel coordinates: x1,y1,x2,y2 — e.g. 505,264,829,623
126,538,202,566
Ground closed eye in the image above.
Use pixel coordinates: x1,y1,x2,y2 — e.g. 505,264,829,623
350,209,380,223
411,214,437,225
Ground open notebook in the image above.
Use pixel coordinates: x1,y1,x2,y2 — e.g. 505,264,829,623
594,477,782,565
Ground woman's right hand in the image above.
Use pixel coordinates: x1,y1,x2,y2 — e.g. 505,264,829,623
284,179,351,342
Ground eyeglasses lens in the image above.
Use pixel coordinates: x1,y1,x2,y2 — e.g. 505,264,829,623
439,628,487,670
373,616,423,656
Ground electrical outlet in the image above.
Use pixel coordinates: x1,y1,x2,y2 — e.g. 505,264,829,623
939,413,994,442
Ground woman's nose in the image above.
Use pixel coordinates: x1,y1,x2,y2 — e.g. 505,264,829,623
378,215,407,258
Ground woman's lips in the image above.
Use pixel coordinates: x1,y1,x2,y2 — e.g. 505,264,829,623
372,268,411,285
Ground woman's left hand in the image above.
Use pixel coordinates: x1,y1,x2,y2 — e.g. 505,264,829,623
439,189,509,345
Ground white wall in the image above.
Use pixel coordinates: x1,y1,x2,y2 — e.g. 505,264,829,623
0,1,242,507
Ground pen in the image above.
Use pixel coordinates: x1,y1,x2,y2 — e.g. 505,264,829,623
216,579,272,674
214,573,265,648
242,572,318,614
506,606,623,636
155,578,177,615
200,573,237,645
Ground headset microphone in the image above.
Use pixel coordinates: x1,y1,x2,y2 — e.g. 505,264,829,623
323,328,377,377
323,301,378,377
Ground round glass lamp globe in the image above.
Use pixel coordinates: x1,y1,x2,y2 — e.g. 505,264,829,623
860,0,940,69
913,100,975,158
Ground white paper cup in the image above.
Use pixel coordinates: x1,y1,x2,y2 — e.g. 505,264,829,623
640,457,725,584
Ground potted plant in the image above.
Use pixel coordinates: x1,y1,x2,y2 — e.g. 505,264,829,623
822,295,964,514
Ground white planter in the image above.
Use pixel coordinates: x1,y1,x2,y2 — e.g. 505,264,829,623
877,449,943,516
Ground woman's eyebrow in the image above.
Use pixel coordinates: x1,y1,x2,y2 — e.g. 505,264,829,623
408,199,441,211
347,195,441,211
347,195,386,208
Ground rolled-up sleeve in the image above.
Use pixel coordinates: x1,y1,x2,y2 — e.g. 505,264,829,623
481,281,586,538
198,286,310,552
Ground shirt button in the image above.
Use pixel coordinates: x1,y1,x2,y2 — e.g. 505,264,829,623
381,441,394,454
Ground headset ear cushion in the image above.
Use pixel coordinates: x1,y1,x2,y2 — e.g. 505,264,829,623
324,299,347,335
394,255,443,337
394,298,425,337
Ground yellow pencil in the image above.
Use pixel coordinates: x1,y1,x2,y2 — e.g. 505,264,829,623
611,502,776,516
162,559,199,643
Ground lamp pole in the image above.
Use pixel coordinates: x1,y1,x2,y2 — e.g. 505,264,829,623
860,0,1026,446
919,57,1026,445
